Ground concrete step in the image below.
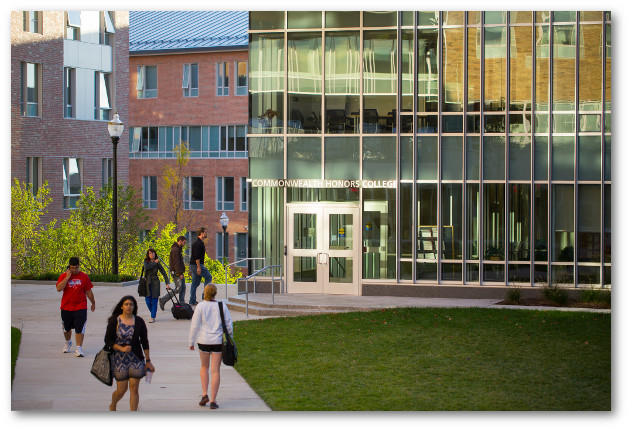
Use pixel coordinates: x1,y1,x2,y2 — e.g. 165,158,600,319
225,295,385,316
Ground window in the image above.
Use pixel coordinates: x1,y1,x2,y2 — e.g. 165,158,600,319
236,61,247,95
217,62,229,96
240,177,248,211
23,11,42,34
62,158,82,209
130,126,158,153
102,158,113,187
26,157,42,196
65,11,80,40
64,67,75,118
236,233,248,266
183,63,199,97
216,232,229,261
95,72,112,120
217,177,235,211
184,176,203,210
21,62,41,117
142,176,158,209
100,11,115,45
219,125,247,156
181,126,202,151
137,65,157,99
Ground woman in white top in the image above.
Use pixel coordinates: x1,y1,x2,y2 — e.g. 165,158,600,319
188,284,233,409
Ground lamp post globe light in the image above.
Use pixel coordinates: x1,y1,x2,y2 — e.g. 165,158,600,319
220,212,229,263
108,112,124,275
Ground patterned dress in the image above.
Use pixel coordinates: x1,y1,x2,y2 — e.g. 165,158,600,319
112,317,146,381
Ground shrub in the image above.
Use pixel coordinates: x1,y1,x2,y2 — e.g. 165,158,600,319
543,284,569,306
506,287,522,304
580,288,611,305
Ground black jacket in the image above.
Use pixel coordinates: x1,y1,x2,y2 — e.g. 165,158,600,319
105,315,149,362
143,260,170,298
189,237,206,266
169,242,185,276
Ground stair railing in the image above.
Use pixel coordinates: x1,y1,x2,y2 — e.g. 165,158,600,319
236,264,284,317
224,257,266,300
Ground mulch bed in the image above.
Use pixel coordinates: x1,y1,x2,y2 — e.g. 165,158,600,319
496,297,610,309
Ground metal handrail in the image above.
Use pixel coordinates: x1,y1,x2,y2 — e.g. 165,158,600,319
224,257,266,300
236,264,283,317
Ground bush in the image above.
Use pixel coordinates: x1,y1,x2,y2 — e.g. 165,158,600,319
580,288,611,305
543,284,569,306
12,272,136,282
506,287,522,304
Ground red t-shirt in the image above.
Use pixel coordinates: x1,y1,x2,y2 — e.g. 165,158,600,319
57,271,93,311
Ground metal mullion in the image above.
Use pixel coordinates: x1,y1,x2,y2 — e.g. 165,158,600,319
358,11,364,290
462,12,468,283
505,16,510,285
600,12,606,287
412,12,418,283
437,11,443,284
283,12,288,285
396,12,402,282
321,27,325,180
479,12,485,284
547,16,553,285
574,13,579,287
530,11,536,286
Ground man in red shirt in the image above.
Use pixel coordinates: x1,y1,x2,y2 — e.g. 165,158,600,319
56,257,96,357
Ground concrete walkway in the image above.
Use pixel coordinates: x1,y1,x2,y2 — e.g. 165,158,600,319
11,282,610,412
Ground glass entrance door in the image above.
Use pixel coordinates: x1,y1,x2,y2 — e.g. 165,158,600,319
287,204,359,294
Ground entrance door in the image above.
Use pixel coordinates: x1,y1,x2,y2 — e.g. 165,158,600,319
287,204,360,295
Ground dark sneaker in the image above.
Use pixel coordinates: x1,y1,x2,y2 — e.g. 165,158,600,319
159,299,165,311
210,402,219,409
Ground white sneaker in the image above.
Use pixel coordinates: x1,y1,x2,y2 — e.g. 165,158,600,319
149,318,155,323
63,340,72,353
75,346,84,357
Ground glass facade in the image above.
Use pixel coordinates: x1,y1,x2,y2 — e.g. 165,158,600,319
248,11,611,290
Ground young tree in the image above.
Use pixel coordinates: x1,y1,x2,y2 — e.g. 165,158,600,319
10,179,51,275
160,142,196,231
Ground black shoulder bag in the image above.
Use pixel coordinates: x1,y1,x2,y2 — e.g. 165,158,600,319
218,302,237,366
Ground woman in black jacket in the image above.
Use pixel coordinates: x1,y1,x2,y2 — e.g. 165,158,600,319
105,295,155,411
143,248,170,323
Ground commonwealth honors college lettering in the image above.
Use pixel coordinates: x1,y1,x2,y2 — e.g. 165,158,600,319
249,179,397,189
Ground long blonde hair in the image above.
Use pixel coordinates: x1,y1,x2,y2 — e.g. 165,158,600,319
203,284,217,301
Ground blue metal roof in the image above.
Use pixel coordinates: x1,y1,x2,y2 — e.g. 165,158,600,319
129,11,248,53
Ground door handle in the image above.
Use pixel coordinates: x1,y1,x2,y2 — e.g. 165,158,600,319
318,252,328,265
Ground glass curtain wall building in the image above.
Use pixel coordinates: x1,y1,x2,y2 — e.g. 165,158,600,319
247,11,611,295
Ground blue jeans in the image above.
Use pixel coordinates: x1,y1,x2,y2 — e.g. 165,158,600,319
189,264,212,305
145,296,159,319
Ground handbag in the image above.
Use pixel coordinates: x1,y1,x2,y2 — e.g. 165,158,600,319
218,302,237,366
138,266,147,297
90,345,113,386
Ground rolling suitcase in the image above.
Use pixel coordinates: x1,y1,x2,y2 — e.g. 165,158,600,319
167,288,194,320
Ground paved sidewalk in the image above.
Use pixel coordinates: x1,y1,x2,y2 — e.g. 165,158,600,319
11,283,270,412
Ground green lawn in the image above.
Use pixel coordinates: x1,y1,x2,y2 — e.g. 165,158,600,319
11,327,22,387
233,308,611,411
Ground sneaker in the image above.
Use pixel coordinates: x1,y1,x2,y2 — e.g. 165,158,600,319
149,318,155,323
159,299,165,311
62,340,72,353
75,346,84,357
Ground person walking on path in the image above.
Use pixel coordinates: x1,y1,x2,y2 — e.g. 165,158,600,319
188,284,233,409
188,227,212,306
143,248,170,323
105,295,155,411
56,256,96,357
159,235,187,310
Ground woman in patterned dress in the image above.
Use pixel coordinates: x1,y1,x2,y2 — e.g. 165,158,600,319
105,295,155,411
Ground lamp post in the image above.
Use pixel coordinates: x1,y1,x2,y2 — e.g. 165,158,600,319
220,212,229,262
108,112,124,275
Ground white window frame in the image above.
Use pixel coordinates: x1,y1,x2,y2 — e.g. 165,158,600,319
183,63,199,97
95,71,112,120
23,11,42,34
142,176,158,209
62,158,82,209
64,67,75,118
236,61,248,96
26,157,43,196
184,176,204,210
216,62,229,96
216,177,235,211
22,62,41,117
240,177,248,211
100,11,115,45
137,65,157,99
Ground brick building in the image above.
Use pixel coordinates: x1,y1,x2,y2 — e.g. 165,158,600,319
11,11,130,224
128,11,249,270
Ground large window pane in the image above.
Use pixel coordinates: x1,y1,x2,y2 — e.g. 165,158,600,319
363,188,396,279
484,26,506,111
400,183,413,258
400,137,413,180
287,11,321,29
325,31,360,134
249,137,284,179
418,29,439,112
483,183,505,261
552,136,574,181
417,136,438,180
363,137,396,180
417,184,438,259
483,136,505,180
467,26,481,111
324,137,359,180
578,136,601,181
510,25,532,111
552,184,574,262
579,23,603,111
534,184,548,261
509,136,531,181
578,185,600,262
442,27,464,112
534,136,548,180
325,11,360,28
442,184,463,260
401,30,414,111
535,25,549,111
604,184,610,263
466,136,480,180
552,25,576,111
249,33,284,133
441,136,463,180
287,137,321,179
509,184,530,261
288,33,321,135
466,184,480,260
250,11,284,30
363,31,397,94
